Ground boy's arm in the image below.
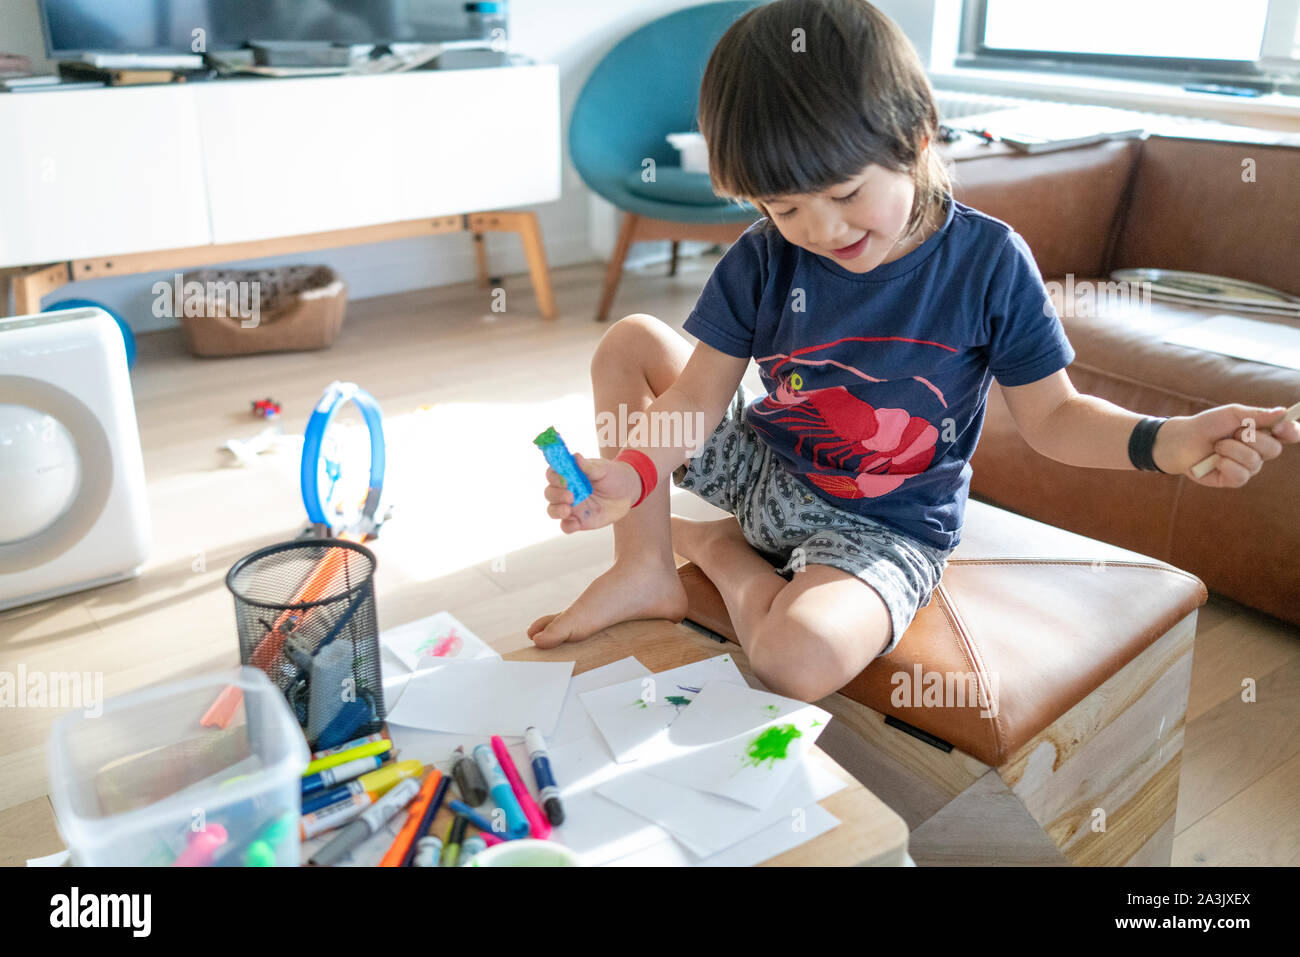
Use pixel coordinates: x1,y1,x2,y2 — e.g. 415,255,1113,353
1000,370,1300,486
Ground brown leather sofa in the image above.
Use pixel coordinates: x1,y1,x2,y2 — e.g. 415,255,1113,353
950,133,1300,626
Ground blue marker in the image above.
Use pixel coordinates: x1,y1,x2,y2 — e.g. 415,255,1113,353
301,754,385,796
472,744,530,839
534,427,592,506
525,726,565,826
302,779,367,815
447,799,509,838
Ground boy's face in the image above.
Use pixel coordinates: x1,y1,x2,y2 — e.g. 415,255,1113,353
757,161,921,274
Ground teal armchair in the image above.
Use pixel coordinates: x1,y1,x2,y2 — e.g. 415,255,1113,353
570,1,762,320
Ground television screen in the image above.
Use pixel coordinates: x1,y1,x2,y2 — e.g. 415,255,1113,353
41,0,480,56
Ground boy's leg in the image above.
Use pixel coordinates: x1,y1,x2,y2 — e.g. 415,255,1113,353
673,518,892,702
529,314,693,648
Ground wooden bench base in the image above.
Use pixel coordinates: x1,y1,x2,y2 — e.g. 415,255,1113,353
813,610,1196,866
1,210,555,320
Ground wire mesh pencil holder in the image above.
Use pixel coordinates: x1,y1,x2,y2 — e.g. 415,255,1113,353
225,539,384,750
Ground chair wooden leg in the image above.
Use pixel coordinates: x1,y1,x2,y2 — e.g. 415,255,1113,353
598,213,638,322
668,240,680,277
515,212,557,320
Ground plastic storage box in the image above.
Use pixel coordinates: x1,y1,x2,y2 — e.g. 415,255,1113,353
47,667,309,866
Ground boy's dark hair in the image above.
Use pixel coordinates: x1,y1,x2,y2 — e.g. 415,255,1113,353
699,0,950,239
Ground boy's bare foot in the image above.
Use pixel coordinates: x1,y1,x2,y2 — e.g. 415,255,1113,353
670,515,748,567
527,554,687,649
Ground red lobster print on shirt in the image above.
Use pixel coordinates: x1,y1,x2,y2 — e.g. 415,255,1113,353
750,335,955,499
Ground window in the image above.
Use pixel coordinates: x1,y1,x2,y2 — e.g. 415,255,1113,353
960,0,1300,83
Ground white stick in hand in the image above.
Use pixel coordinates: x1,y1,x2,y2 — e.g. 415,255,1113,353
1189,400,1300,478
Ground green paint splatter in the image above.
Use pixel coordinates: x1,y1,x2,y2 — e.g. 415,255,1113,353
744,724,802,768
665,695,691,707
810,719,822,728
764,704,779,714
629,698,648,710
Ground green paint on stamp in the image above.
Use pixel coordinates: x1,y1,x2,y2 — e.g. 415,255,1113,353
744,724,802,768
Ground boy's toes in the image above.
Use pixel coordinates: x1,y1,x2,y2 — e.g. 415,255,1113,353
529,613,578,649
527,613,558,639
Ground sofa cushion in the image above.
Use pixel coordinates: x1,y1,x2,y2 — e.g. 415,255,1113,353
623,167,731,206
971,279,1300,625
949,138,1140,279
678,499,1206,767
1112,136,1300,298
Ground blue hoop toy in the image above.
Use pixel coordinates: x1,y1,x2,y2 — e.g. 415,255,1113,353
300,381,386,537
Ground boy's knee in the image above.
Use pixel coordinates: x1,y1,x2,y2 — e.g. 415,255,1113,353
593,313,666,367
747,618,845,703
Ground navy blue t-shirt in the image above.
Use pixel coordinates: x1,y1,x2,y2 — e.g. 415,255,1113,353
682,196,1075,550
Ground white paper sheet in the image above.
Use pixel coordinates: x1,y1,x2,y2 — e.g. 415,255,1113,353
605,802,841,867
1163,314,1300,372
546,735,677,866
597,757,846,858
550,656,652,749
385,659,574,736
380,611,499,673
578,653,747,763
644,680,831,809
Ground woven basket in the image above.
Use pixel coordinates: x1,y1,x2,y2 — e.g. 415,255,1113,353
176,265,347,357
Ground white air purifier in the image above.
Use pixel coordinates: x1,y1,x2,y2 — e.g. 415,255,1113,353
0,307,150,610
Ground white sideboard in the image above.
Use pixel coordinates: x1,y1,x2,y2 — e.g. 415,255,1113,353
0,64,561,268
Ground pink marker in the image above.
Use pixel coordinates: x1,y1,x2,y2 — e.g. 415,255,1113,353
173,824,228,867
490,735,551,840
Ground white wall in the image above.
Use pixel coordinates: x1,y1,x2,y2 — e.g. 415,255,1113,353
0,0,729,331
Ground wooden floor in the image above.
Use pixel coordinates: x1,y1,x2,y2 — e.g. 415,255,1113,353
1,255,1297,866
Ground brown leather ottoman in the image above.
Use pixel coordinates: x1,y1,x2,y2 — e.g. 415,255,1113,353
678,499,1207,866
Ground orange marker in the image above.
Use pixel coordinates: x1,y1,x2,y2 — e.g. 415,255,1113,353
379,769,443,867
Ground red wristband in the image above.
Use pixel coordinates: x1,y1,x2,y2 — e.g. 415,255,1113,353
615,449,658,507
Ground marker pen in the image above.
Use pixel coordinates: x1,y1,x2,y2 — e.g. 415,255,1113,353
301,754,386,796
492,735,551,839
460,835,487,866
300,790,371,840
305,759,422,812
452,744,489,806
310,777,420,867
310,732,386,762
525,726,565,826
472,744,530,839
441,814,469,868
303,737,392,777
447,799,502,837
413,836,443,868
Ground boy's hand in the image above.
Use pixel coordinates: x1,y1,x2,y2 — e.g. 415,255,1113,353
1154,405,1300,487
543,453,644,533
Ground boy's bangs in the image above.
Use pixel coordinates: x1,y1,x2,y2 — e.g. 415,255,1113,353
708,80,900,203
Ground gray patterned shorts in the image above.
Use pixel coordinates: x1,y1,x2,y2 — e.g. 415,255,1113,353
673,384,953,657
